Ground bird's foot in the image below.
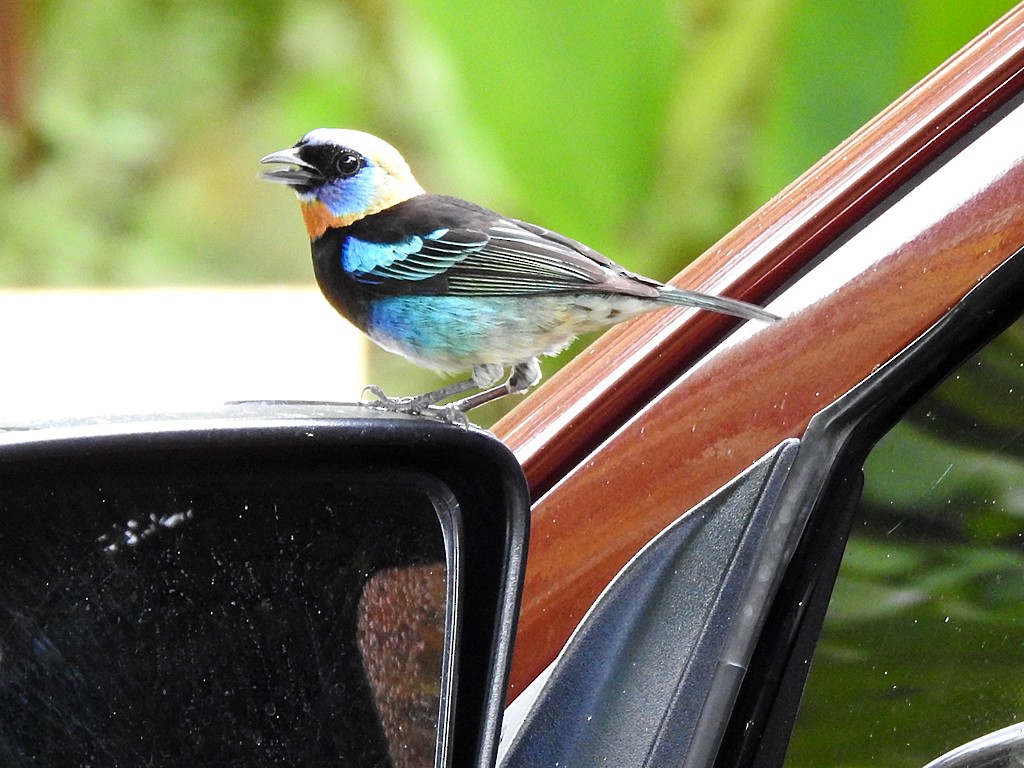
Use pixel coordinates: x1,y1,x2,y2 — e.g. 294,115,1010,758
360,385,416,409
359,359,543,423
360,385,470,425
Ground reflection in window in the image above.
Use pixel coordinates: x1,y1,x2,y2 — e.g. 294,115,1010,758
787,319,1024,767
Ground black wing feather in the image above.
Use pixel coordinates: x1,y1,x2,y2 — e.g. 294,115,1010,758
343,194,659,298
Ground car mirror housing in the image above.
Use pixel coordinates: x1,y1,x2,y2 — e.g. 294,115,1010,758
0,402,529,768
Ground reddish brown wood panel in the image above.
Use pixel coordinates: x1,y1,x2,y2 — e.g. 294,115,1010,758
496,6,1024,698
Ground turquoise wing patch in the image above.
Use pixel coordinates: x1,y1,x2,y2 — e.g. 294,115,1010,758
343,229,489,283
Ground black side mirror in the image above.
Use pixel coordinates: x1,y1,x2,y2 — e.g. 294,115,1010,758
0,403,529,768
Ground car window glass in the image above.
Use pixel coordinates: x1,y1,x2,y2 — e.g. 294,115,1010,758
786,316,1024,767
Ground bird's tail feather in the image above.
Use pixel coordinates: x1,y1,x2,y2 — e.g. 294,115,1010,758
658,286,780,323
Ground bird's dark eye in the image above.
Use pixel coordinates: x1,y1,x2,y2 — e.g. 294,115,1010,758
334,151,364,178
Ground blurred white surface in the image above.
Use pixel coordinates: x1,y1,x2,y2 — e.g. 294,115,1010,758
0,288,367,422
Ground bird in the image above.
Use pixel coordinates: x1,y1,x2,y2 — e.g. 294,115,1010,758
260,128,779,415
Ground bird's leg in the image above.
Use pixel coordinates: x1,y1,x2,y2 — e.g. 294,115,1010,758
361,363,506,412
362,379,475,408
362,360,539,419
361,379,475,411
449,358,542,413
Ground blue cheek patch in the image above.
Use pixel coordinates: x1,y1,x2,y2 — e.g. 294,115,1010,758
304,166,378,217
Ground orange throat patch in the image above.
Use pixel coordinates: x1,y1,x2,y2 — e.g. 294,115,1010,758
300,201,363,240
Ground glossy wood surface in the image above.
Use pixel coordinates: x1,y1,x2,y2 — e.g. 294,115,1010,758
495,6,1024,698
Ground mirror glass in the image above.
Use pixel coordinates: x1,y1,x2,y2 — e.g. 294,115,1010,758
0,464,452,768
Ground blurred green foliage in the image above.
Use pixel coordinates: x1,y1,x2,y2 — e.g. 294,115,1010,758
0,1,1010,279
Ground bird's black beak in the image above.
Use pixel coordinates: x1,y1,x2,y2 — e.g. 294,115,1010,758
259,147,324,188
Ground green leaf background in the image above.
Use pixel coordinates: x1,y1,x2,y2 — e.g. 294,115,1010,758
1,1,1009,287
